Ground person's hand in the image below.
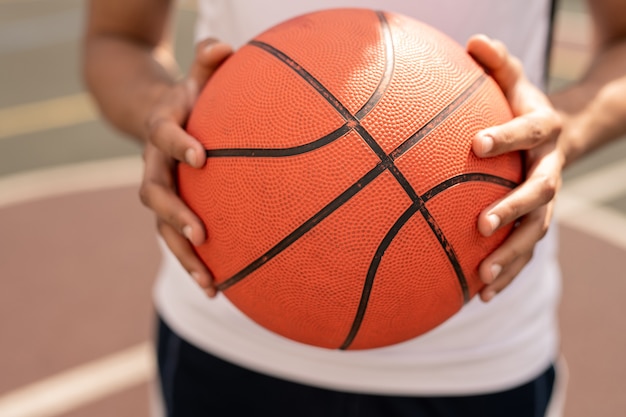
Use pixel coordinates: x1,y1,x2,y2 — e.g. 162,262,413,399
139,39,232,297
466,35,564,302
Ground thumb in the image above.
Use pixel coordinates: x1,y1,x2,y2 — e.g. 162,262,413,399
466,34,524,99
187,38,233,97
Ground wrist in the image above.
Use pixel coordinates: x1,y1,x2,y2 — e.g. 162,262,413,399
84,36,180,143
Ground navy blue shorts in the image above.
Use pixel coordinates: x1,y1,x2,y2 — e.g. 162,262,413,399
157,317,555,417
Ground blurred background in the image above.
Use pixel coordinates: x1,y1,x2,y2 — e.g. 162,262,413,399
1,0,625,416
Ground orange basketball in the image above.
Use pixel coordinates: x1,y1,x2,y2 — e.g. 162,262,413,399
179,8,522,350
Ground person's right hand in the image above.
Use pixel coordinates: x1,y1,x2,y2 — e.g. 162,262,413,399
139,39,232,297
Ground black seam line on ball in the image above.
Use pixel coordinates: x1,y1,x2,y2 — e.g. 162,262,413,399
249,40,355,121
339,172,519,349
339,202,421,350
209,11,393,159
390,74,487,161
222,38,482,298
249,40,390,162
205,123,353,157
216,162,389,291
354,123,471,304
418,203,469,303
422,173,519,202
251,37,486,302
216,40,397,293
354,11,394,120
219,38,490,341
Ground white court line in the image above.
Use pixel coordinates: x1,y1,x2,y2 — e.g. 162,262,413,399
0,343,154,417
560,162,626,204
556,193,626,250
0,157,149,417
0,158,147,417
0,156,142,209
557,159,626,250
0,106,622,417
0,93,98,140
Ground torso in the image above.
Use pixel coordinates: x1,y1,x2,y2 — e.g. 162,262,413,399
155,0,560,395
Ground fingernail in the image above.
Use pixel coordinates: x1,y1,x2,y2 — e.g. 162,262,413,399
482,288,496,302
479,133,494,154
182,225,193,241
206,286,217,298
487,213,501,233
490,264,502,282
185,148,197,166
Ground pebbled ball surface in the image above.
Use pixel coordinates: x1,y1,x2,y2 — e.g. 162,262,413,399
179,8,523,350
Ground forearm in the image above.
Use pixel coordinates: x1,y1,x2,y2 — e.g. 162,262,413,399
83,35,179,142
82,0,178,143
550,10,626,167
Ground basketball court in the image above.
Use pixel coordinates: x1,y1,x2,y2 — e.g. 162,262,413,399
1,0,625,416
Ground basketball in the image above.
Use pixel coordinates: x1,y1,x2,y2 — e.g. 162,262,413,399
178,8,523,350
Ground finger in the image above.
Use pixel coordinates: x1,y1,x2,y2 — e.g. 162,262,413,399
158,220,216,296
479,254,531,302
477,177,556,237
140,145,207,245
478,146,561,236
157,40,231,168
146,114,206,168
187,39,233,97
466,34,523,97
473,109,562,157
478,204,551,286
177,40,232,169
140,180,207,244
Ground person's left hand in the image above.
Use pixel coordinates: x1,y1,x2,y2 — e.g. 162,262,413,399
466,35,565,302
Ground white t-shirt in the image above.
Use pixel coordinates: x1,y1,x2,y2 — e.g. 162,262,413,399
155,0,560,395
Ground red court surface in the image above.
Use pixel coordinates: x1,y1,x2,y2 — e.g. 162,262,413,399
1,182,625,416
1,0,625,415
